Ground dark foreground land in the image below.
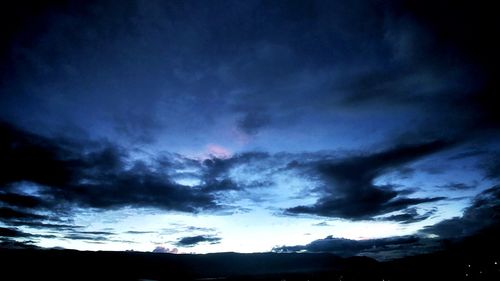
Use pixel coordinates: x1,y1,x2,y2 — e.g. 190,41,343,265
1,229,499,281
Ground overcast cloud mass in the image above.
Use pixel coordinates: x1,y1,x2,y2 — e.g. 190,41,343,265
0,0,499,258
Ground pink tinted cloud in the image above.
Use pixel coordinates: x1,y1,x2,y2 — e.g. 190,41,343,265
206,144,232,159
152,246,178,254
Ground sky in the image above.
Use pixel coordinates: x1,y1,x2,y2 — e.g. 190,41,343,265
0,0,499,259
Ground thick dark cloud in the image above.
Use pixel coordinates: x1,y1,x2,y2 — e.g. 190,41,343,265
286,141,451,220
0,121,219,213
0,121,229,244
381,208,436,224
274,186,500,260
421,185,500,239
0,226,57,241
5,221,81,232
67,165,216,212
0,207,47,221
175,235,221,247
0,226,37,248
202,152,269,176
1,121,80,189
0,227,30,238
0,192,45,208
1,218,123,245
272,235,433,260
64,233,110,242
201,178,239,193
0,239,37,249
447,148,488,161
436,182,476,190
199,152,270,193
481,153,500,180
0,121,274,245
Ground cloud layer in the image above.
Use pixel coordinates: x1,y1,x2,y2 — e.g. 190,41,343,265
175,235,222,247
0,122,220,213
286,141,451,220
274,185,500,260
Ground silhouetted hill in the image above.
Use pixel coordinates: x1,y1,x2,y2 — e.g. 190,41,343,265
0,250,380,280
379,225,500,281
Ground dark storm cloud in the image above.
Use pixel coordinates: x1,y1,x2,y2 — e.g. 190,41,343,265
381,208,436,224
0,227,30,238
1,121,268,244
0,202,71,242
200,152,270,192
436,182,476,190
66,163,216,212
201,152,269,177
64,234,110,242
421,185,500,239
175,235,221,247
286,141,451,220
275,185,500,259
447,148,489,161
272,235,435,260
480,153,500,180
0,120,281,243
201,178,239,192
1,121,80,189
0,240,37,249
0,213,120,244
5,221,81,232
0,121,218,213
0,192,45,209
0,197,121,244
0,226,57,241
0,207,47,221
